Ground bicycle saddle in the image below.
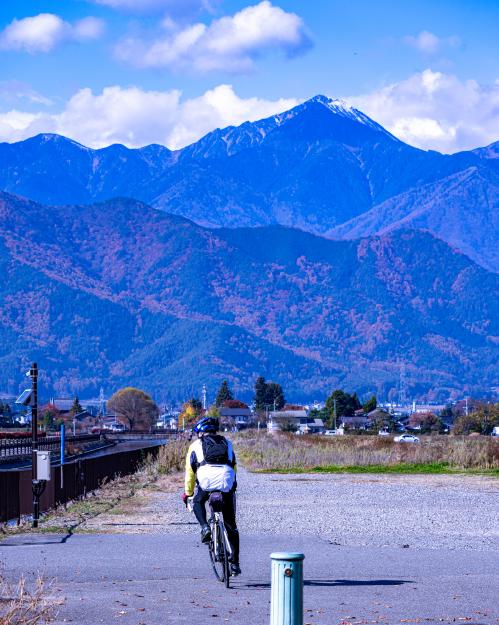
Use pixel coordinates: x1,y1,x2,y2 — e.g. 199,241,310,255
208,491,224,511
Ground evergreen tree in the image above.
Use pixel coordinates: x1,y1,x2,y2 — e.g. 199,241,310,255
188,398,203,412
363,395,377,413
215,380,233,407
265,382,285,410
325,389,358,425
254,376,267,411
70,396,83,416
351,393,362,411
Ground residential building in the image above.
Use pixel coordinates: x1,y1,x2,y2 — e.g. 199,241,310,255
268,408,324,434
220,407,253,430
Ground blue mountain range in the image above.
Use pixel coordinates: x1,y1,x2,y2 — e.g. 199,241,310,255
0,96,498,401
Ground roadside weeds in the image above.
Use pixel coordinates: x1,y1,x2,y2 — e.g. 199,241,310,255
0,576,55,625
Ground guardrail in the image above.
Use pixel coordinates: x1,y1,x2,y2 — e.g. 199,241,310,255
0,433,101,462
0,444,162,524
103,431,173,440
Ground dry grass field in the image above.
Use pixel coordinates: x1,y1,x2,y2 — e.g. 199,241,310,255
232,431,499,473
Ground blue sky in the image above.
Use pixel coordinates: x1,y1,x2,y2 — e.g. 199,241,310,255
0,0,498,152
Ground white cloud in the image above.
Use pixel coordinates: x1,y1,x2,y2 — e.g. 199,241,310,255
73,17,106,41
403,30,460,55
0,110,43,141
347,69,499,153
0,13,105,53
91,0,219,18
0,80,53,106
0,84,298,149
115,1,311,73
2,70,498,154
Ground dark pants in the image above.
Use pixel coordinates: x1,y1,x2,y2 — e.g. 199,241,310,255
193,486,240,564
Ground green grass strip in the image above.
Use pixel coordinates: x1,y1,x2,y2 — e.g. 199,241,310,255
255,462,499,476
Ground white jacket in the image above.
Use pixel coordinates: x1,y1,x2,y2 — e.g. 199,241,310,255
185,437,236,494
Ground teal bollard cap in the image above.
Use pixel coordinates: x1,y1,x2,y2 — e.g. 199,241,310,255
270,552,305,561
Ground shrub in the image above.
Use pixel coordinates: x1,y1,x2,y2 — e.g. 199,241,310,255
453,404,499,435
156,438,190,474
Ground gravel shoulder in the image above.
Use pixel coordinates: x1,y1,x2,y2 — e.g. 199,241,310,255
79,468,499,551
2,467,498,625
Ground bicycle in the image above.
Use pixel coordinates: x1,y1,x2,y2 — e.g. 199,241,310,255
188,491,233,588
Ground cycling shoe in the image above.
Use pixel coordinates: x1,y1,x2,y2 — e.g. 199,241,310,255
230,564,241,576
201,525,212,544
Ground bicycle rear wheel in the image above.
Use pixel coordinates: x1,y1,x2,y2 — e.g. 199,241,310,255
223,549,230,588
220,521,231,588
208,521,226,583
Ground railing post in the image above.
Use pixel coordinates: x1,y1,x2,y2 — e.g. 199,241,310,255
270,552,304,625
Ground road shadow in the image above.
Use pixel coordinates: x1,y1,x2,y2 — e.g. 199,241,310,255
243,578,413,589
0,534,72,547
102,522,169,526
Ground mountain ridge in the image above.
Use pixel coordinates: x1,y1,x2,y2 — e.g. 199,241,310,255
0,191,497,401
329,165,499,272
0,94,496,271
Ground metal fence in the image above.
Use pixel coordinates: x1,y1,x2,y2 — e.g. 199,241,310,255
0,444,161,523
0,434,101,463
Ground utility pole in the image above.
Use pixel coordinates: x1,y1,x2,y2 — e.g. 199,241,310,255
333,397,337,431
202,384,207,410
99,387,105,419
30,363,43,528
15,363,48,528
31,362,38,483
398,360,408,408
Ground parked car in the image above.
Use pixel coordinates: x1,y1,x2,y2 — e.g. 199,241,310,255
103,422,126,432
491,426,499,437
324,429,344,436
394,433,420,443
378,430,390,436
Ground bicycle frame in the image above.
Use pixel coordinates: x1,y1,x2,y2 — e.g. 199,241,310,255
187,492,234,587
211,510,233,561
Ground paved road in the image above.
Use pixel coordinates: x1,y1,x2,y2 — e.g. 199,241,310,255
1,532,497,624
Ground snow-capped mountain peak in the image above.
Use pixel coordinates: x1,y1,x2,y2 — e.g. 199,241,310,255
283,94,399,141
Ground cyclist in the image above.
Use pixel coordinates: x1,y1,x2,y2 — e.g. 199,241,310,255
182,416,241,576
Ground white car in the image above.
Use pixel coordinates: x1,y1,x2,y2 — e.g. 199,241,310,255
104,422,125,432
324,429,344,436
394,433,420,443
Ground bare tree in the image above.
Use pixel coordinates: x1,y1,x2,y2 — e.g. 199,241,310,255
107,387,159,431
